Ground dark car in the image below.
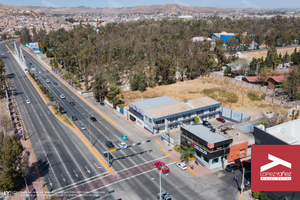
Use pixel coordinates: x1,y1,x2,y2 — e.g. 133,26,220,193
106,141,114,148
71,116,78,121
100,102,105,106
240,160,251,168
90,117,97,122
203,121,212,127
53,82,58,85
104,152,113,159
69,101,75,106
225,163,240,172
157,192,172,200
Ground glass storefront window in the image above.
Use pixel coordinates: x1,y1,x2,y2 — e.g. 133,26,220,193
212,157,219,164
203,156,209,163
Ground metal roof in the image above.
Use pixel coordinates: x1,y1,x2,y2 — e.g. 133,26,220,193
129,96,180,111
182,125,230,144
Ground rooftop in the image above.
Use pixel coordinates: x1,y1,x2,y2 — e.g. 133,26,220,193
243,76,260,82
182,125,231,144
144,96,221,119
268,76,286,83
129,96,180,111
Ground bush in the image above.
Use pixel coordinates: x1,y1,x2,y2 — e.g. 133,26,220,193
174,145,181,152
259,192,270,200
257,121,268,128
252,191,260,199
224,93,238,103
261,93,266,100
194,116,200,123
247,92,262,101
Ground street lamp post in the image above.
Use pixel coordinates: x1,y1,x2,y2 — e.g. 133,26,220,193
83,111,93,145
159,170,162,200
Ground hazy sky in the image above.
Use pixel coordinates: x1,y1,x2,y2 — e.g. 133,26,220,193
1,0,300,9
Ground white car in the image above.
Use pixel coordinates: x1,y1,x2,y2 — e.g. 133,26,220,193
118,142,127,148
46,79,50,83
26,99,30,104
176,162,187,171
80,125,86,130
39,71,41,74
60,94,65,99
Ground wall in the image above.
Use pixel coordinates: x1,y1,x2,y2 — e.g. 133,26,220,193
227,142,248,162
253,126,288,145
220,107,251,123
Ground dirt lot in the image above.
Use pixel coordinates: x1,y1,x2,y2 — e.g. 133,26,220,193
239,46,300,60
121,78,288,119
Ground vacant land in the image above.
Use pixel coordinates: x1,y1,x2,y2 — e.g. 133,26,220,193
122,78,288,119
239,46,300,60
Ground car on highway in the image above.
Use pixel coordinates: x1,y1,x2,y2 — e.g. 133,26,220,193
26,99,30,104
60,94,65,99
69,101,75,106
216,117,226,123
120,134,128,141
202,120,212,127
176,162,187,171
39,71,41,74
157,192,172,200
46,70,49,73
71,116,78,121
106,141,114,148
46,79,50,83
118,142,127,148
154,162,170,173
80,125,86,130
1,53,4,56
225,163,240,172
53,82,58,85
90,117,97,122
104,152,113,159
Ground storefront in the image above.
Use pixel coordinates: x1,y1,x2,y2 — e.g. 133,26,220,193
181,125,232,169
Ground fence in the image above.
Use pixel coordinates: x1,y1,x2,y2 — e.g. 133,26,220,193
220,107,251,123
265,96,300,108
202,73,274,96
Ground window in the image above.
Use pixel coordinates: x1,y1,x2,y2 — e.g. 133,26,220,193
183,114,187,119
196,151,202,158
240,149,245,157
203,156,209,163
149,118,152,124
196,110,204,115
145,116,149,121
212,158,219,164
175,117,178,121
187,113,191,118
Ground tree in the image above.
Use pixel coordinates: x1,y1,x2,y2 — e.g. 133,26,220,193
0,58,6,83
0,135,28,192
224,66,231,76
257,121,269,129
39,42,47,54
93,73,108,102
258,67,270,86
266,46,278,69
14,30,21,36
20,27,31,44
179,145,195,166
106,84,121,105
155,54,176,84
1,33,7,40
282,67,300,100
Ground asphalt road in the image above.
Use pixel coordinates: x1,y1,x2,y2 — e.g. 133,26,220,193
1,42,109,193
19,43,167,173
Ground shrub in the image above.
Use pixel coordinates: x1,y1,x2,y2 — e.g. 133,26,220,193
259,192,270,200
224,93,239,103
247,92,262,101
194,116,200,123
174,145,181,152
261,93,266,100
252,191,260,199
257,121,268,128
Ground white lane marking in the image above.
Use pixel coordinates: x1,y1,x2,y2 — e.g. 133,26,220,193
85,166,91,174
94,163,102,169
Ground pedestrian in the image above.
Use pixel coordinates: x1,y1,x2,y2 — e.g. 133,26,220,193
235,176,238,181
191,165,194,170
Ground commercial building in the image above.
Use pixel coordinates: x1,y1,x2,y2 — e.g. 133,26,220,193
180,123,254,169
128,96,222,134
212,31,235,44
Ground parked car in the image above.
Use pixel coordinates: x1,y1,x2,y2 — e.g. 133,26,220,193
225,163,240,172
69,101,75,106
118,142,127,148
71,116,78,121
120,134,128,141
90,117,97,122
103,152,113,159
26,99,30,104
216,118,226,123
157,192,172,200
203,121,211,127
80,125,86,130
60,94,65,99
154,162,170,173
105,141,114,148
176,162,187,171
46,79,50,83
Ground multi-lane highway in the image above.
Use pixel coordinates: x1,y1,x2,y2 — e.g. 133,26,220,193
19,42,167,173
1,42,109,193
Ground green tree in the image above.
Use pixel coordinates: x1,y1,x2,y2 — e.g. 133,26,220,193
282,67,300,100
257,121,269,129
155,54,176,84
106,84,121,105
0,135,28,192
224,66,231,76
1,33,7,40
14,30,21,36
93,73,108,102
179,145,195,166
266,46,278,69
39,42,47,54
20,27,31,44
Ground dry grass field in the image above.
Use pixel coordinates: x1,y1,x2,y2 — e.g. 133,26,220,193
122,78,288,118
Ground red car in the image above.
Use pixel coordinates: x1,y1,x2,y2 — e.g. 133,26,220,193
216,117,226,123
154,162,170,173
240,160,251,167
46,70,49,73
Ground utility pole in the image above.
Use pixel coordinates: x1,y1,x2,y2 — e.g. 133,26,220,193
241,167,245,193
24,178,30,200
159,170,162,200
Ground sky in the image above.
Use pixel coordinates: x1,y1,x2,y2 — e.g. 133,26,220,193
1,0,300,9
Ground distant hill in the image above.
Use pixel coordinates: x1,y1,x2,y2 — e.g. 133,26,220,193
0,3,228,14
